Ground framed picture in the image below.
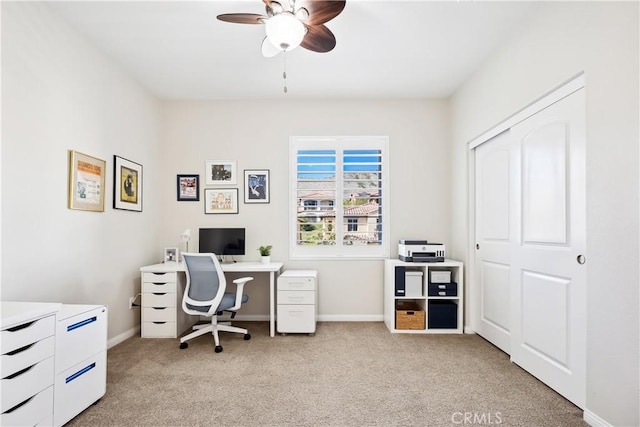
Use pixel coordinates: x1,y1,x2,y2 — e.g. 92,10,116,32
164,247,179,263
204,188,239,214
177,174,200,201
244,169,270,203
113,155,143,212
205,160,237,185
68,150,106,212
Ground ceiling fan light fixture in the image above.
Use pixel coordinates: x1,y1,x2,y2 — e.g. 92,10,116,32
266,12,305,51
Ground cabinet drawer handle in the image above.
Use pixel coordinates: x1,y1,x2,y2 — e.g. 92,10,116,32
65,363,96,384
152,307,167,310
6,321,35,332
6,343,35,356
152,322,167,325
5,363,35,379
4,395,35,414
67,316,97,332
152,293,167,296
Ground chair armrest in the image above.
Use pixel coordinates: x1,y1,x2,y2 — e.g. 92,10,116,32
228,276,253,311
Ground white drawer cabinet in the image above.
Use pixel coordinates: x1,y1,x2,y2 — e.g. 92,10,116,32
141,268,195,338
54,304,107,427
277,270,318,335
1,302,60,427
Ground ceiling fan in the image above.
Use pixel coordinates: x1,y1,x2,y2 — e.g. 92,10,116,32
217,0,346,57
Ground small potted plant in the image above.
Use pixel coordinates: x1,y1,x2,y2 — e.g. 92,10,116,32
258,245,272,264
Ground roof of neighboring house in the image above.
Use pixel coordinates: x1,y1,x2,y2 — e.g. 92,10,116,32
344,204,380,216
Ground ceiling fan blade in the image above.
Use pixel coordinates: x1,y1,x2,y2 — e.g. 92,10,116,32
301,24,336,53
296,0,346,25
217,13,267,25
261,37,282,57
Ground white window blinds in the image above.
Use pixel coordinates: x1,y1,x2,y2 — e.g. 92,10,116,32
290,136,389,259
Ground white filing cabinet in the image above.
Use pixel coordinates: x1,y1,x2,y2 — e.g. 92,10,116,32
1,302,60,427
277,270,318,335
54,304,107,427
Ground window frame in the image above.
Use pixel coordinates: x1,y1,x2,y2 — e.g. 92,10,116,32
289,136,390,260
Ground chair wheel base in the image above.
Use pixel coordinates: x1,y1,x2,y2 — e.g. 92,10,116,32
215,345,223,353
244,333,251,341
179,342,188,349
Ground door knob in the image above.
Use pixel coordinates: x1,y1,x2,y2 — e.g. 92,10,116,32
577,255,586,264
476,244,480,250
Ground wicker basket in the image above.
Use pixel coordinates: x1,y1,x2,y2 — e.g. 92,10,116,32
395,301,425,330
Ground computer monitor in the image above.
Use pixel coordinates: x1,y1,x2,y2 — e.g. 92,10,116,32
199,228,246,256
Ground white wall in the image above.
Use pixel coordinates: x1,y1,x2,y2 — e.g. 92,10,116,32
159,99,451,318
450,2,639,425
1,3,161,339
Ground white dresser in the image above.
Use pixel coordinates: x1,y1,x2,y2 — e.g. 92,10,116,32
140,268,196,338
54,304,107,427
1,302,61,427
277,270,318,335
1,302,107,427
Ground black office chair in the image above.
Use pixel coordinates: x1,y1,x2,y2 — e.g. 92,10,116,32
179,253,253,353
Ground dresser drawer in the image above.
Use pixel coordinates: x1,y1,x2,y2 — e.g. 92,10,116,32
277,305,316,334
143,292,176,307
54,350,106,427
1,336,54,379
278,277,315,291
1,385,53,427
1,315,55,354
142,271,176,283
1,356,54,412
56,306,107,373
142,281,177,293
143,307,177,322
277,290,315,305
142,321,176,338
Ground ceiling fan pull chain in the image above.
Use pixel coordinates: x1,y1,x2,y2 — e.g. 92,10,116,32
283,51,288,94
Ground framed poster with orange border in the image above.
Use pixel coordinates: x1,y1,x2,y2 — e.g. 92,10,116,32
68,150,106,212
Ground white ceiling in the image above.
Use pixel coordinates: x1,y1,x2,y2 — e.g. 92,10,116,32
46,1,539,100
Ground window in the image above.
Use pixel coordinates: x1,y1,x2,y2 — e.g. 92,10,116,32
290,136,389,259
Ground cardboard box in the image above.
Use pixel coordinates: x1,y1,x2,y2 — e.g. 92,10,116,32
405,271,423,297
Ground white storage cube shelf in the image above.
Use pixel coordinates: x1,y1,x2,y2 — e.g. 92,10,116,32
383,259,464,334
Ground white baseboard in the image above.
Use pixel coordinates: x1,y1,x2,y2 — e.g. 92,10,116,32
464,326,476,334
317,314,384,322
107,326,140,349
230,314,384,322
583,408,612,427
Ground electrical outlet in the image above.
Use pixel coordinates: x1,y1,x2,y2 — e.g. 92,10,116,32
129,296,135,309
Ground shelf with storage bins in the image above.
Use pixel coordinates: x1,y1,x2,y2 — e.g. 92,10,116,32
383,259,464,334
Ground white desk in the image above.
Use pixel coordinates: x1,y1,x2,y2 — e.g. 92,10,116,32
140,261,284,337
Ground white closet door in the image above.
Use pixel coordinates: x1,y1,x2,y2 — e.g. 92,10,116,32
510,88,586,408
474,131,512,354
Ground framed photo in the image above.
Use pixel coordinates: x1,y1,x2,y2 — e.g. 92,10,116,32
177,174,200,201
164,247,179,263
68,150,106,212
205,160,237,185
113,155,143,212
244,169,270,203
204,188,239,214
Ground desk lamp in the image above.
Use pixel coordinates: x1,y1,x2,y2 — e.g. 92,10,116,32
180,229,191,253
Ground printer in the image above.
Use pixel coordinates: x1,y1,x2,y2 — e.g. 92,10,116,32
398,240,445,262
